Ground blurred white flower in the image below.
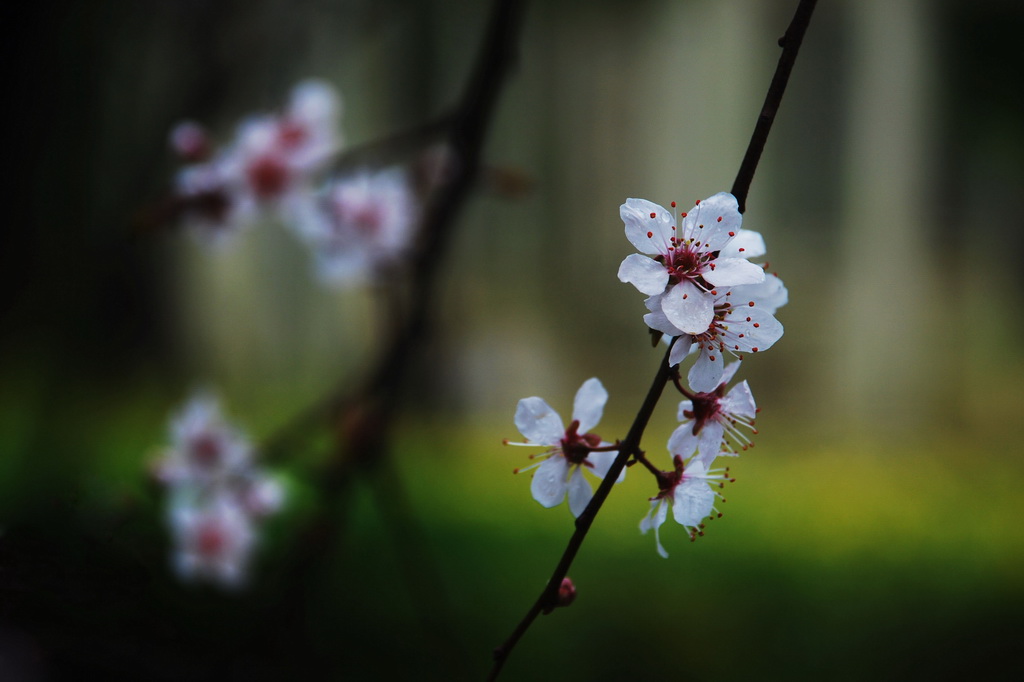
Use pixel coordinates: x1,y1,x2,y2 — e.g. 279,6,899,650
170,495,256,589
170,79,343,243
294,167,418,286
154,392,284,590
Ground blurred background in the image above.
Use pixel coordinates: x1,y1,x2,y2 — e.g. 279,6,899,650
3,0,1023,679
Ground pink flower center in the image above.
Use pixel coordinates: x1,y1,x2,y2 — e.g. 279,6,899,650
189,432,223,467
560,419,601,466
277,119,308,149
196,521,227,557
683,389,723,436
247,154,290,199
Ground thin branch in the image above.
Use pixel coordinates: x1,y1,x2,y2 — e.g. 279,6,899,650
731,0,818,213
488,0,818,677
488,345,674,681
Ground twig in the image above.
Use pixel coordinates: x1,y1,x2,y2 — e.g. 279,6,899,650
487,1,818,678
731,0,818,213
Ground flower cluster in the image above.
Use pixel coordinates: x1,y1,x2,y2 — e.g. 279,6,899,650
618,193,784,391
505,191,786,558
153,393,283,589
168,79,418,288
170,80,342,243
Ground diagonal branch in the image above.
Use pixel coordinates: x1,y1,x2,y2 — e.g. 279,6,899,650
487,0,818,678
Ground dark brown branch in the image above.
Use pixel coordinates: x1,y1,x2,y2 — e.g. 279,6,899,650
487,345,673,681
488,1,817,677
730,0,818,213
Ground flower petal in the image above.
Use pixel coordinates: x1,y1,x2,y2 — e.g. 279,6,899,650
618,254,669,295
662,282,714,335
688,347,725,393
514,397,564,445
621,199,674,255
643,295,685,336
703,258,766,287
720,361,742,386
668,336,694,367
696,421,726,463
567,466,593,518
585,449,625,483
720,229,766,259
667,422,699,459
530,456,569,508
672,479,715,527
572,377,608,434
727,307,784,353
730,272,788,315
639,499,670,558
680,192,741,252
722,380,757,420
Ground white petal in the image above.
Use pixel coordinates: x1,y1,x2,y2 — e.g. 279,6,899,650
572,377,608,434
730,273,788,315
688,348,725,393
703,258,766,287
720,229,766,259
618,254,669,295
621,199,674,255
514,397,564,445
680,192,741,252
720,361,742,386
728,307,784,352
675,399,694,422
662,282,714,335
639,499,670,558
644,294,685,336
722,380,757,421
585,449,626,483
672,479,715,527
696,421,726,462
531,456,569,508
668,336,693,367
567,467,593,518
667,423,699,459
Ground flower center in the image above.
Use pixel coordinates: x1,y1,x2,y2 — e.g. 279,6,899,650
189,432,223,467
560,419,601,465
247,154,290,199
196,520,227,557
683,390,722,435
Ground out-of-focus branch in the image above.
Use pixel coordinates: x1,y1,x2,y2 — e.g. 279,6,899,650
265,0,527,672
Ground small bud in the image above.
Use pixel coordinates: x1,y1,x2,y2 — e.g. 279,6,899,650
557,577,577,608
170,121,211,162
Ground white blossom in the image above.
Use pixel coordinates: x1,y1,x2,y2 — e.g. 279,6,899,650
506,378,625,517
639,457,731,558
644,283,784,392
618,193,765,336
154,392,284,590
668,362,758,468
294,167,418,286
